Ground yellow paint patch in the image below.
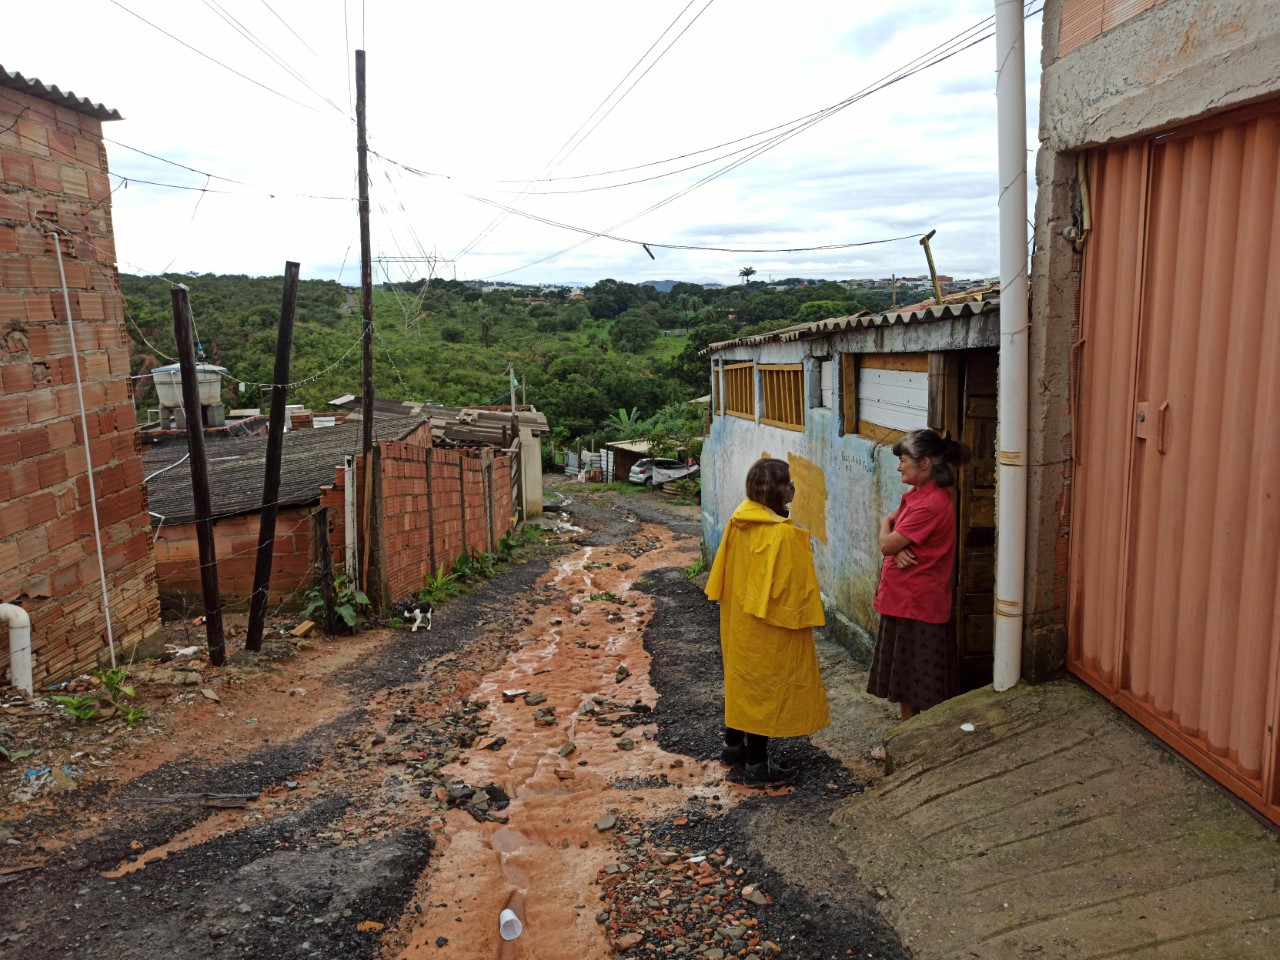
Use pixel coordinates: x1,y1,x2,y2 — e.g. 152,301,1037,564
786,455,828,543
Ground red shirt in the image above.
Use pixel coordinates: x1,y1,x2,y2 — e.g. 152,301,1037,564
874,481,956,624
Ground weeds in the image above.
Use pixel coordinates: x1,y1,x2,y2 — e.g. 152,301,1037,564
303,572,371,631
590,591,623,603
683,556,707,580
0,728,34,764
419,563,460,606
51,666,148,727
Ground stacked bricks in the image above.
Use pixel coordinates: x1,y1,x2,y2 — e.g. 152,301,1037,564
0,81,161,686
152,507,316,608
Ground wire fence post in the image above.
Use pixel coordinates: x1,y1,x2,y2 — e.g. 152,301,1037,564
246,261,299,652
171,285,225,666
313,507,339,635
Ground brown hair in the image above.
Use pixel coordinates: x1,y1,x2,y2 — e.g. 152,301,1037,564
745,458,792,515
891,429,971,488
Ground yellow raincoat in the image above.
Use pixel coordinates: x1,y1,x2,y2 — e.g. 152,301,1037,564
705,499,829,738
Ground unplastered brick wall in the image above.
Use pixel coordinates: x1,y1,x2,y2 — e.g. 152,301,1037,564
380,441,514,603
0,83,160,686
152,506,317,609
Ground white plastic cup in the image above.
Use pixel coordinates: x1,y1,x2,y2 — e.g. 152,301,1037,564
499,908,523,941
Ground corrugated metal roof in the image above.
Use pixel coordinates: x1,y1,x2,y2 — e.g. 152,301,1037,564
698,298,1000,356
143,417,424,524
0,65,123,121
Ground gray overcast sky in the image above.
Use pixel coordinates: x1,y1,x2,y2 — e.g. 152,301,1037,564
9,1,1042,288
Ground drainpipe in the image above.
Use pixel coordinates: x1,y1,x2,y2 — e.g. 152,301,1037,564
993,0,1027,692
0,603,33,695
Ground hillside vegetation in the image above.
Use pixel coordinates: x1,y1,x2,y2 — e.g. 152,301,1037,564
120,274,893,446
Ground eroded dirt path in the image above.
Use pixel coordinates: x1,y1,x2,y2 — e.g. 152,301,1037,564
0,485,907,960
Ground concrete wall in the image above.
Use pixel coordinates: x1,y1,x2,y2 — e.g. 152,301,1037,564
0,84,161,685
702,312,998,661
1026,0,1280,680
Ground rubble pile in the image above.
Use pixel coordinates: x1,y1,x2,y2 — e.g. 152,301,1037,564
596,825,782,959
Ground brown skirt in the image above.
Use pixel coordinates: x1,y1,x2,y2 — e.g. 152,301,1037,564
867,614,959,712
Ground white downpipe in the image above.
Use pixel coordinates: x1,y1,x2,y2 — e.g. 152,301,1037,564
343,455,358,582
53,234,117,668
0,603,33,695
993,0,1027,692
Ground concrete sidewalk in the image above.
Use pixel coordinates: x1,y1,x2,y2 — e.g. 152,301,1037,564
829,679,1280,959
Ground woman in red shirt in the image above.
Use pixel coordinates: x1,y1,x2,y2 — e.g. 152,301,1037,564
867,429,969,720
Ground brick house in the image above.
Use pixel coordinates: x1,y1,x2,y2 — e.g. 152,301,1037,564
1,66,160,686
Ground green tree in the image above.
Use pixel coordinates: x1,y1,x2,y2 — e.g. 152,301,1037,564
738,266,757,285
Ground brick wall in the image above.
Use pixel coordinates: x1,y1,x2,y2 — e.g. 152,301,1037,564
0,84,160,686
379,443,514,603
152,506,316,608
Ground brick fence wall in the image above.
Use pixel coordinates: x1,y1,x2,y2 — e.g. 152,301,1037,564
380,443,514,602
152,506,317,609
317,437,514,609
1,83,160,686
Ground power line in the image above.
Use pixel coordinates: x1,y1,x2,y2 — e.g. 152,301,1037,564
258,0,321,58
481,6,1040,279
199,0,350,120
462,195,922,253
104,0,341,118
453,0,718,263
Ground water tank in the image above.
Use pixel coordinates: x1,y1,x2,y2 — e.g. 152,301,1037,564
151,363,227,408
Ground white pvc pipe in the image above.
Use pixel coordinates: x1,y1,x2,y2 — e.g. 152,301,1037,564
993,0,1027,691
53,234,117,668
344,455,358,582
0,603,33,695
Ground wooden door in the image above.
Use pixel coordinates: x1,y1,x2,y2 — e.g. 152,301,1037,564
955,351,998,690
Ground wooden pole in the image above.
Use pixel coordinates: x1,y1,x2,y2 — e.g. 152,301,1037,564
171,286,224,666
356,49,378,598
425,446,436,575
313,507,339,635
246,262,299,652
356,49,374,460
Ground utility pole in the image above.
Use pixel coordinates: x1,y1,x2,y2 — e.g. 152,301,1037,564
356,48,377,597
356,49,374,459
245,262,299,652
171,286,225,666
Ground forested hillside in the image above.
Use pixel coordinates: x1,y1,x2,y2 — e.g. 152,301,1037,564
120,274,893,446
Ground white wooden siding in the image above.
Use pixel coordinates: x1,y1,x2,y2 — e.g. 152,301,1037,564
858,366,928,431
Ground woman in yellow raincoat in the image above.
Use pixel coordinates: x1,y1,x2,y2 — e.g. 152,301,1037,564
705,458,829,785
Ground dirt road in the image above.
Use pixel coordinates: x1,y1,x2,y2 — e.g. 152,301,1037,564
0,483,906,960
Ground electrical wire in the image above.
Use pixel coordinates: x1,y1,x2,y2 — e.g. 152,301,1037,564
104,0,340,117
258,0,321,58
453,0,718,262
199,0,350,120
481,6,1041,279
463,195,922,252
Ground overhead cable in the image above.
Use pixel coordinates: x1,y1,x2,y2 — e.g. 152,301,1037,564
105,0,342,118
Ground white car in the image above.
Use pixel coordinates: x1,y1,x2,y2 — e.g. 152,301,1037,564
628,458,699,486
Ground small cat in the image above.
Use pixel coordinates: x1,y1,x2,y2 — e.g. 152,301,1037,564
392,597,433,632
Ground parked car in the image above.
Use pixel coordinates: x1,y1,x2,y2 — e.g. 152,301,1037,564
628,458,699,486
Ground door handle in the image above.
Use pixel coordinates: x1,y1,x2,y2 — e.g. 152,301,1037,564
1156,401,1169,455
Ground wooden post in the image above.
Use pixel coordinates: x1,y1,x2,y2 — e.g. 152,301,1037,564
482,449,496,552
356,49,374,462
458,457,468,555
356,49,378,601
313,507,339,635
425,446,436,575
246,262,299,652
171,286,224,666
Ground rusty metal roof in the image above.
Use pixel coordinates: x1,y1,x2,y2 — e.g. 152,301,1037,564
698,298,1000,356
0,65,123,121
143,417,424,524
